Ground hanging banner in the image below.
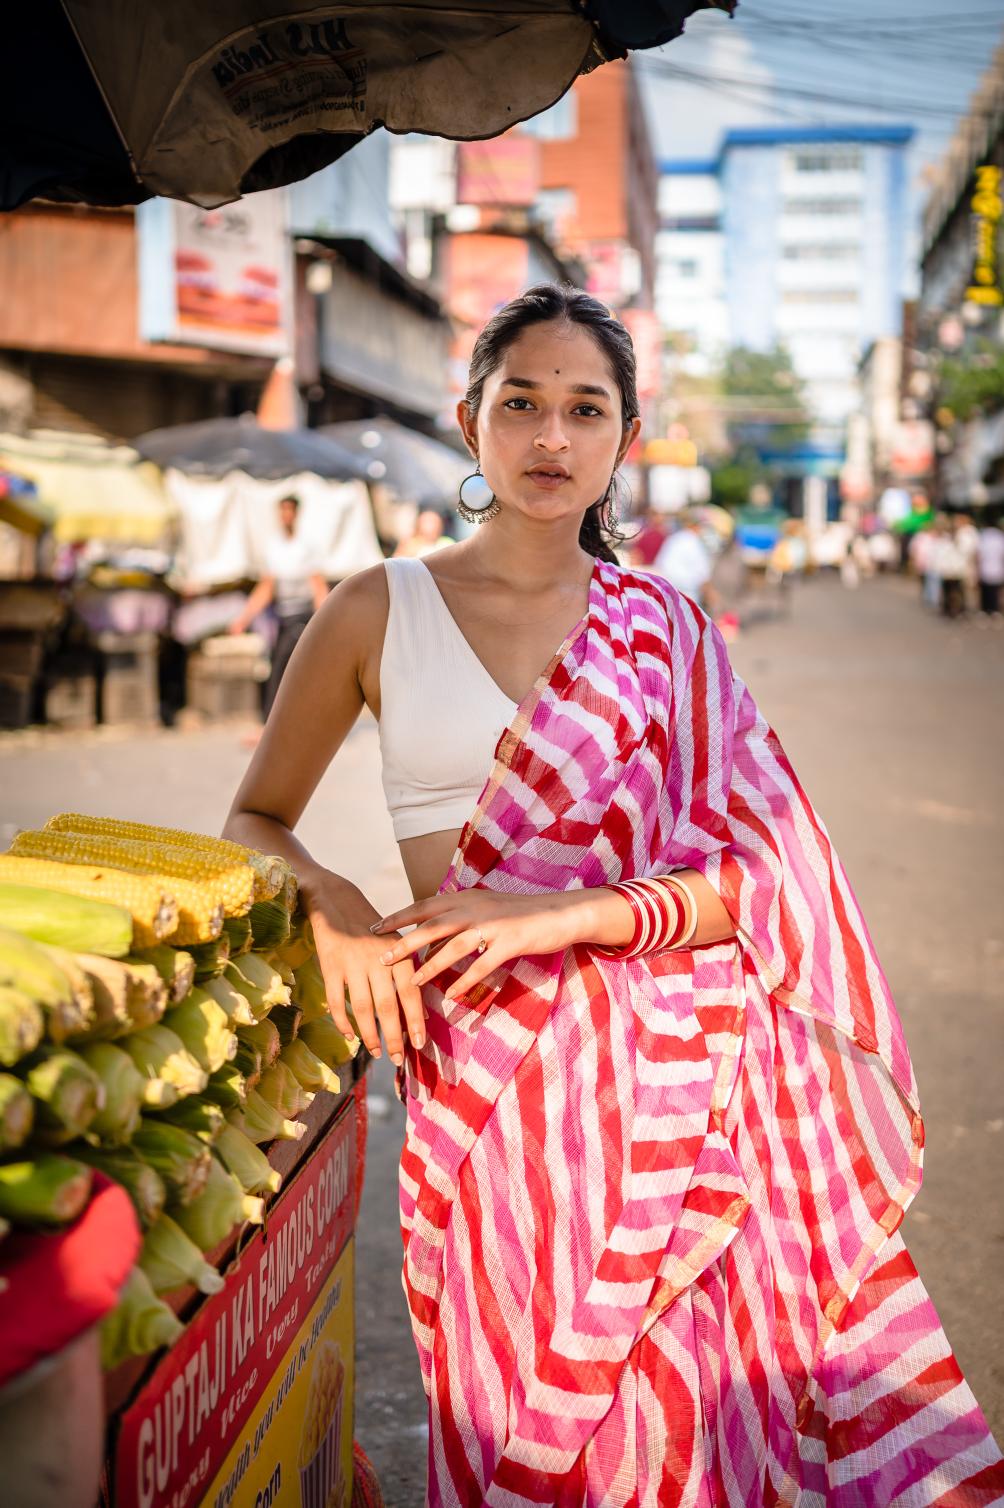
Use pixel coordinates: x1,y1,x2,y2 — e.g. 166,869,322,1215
112,1101,355,1508
138,190,293,356
965,164,1002,308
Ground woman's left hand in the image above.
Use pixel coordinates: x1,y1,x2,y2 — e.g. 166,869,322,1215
370,889,594,1001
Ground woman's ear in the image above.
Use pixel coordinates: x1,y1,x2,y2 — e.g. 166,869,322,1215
456,399,479,460
617,415,642,468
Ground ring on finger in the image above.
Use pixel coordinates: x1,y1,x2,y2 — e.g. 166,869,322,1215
474,927,487,956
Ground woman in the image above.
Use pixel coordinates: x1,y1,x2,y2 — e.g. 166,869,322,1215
224,286,1002,1505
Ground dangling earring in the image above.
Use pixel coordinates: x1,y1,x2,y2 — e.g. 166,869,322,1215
604,474,619,532
457,462,501,526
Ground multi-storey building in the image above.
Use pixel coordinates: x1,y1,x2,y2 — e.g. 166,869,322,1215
655,160,728,375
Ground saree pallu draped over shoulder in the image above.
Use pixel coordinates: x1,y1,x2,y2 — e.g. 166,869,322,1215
398,560,1003,1507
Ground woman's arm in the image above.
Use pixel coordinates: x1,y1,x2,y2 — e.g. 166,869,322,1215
222,566,426,1064
372,869,737,1000
228,576,275,635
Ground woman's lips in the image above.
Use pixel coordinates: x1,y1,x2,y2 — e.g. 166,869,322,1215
526,470,570,490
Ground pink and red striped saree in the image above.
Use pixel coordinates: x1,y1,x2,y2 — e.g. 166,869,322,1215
399,558,1002,1506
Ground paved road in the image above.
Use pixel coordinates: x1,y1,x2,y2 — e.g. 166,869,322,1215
2,573,1001,1504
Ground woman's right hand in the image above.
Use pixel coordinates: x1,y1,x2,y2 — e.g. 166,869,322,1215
301,868,426,1063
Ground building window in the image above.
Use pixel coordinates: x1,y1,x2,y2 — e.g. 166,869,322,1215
673,258,699,278
783,197,862,216
781,242,859,260
521,92,577,142
790,149,863,173
780,289,859,304
659,215,721,232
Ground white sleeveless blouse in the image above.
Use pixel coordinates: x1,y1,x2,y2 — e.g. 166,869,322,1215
378,557,519,842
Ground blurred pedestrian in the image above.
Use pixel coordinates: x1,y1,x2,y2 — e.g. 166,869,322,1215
932,517,967,619
229,494,328,718
625,506,668,568
954,512,980,611
910,523,940,609
394,508,455,560
653,511,713,606
977,517,1004,618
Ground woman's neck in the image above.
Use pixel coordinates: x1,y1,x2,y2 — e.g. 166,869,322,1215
459,515,594,595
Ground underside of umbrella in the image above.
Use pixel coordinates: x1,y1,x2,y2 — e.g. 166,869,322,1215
133,415,369,481
2,1,735,210
320,417,469,504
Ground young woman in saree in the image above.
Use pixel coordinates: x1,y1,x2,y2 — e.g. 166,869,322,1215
225,285,1003,1506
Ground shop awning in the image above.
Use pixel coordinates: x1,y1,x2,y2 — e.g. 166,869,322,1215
2,1,736,210
0,432,175,546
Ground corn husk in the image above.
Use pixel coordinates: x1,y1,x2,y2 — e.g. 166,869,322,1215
131,1118,212,1206
154,1097,225,1143
257,1059,312,1119
248,898,291,951
236,1019,281,1069
140,1212,225,1297
222,915,252,958
268,954,296,991
169,1156,264,1251
299,1015,360,1068
280,1038,340,1097
291,953,327,1020
225,953,289,1013
0,985,44,1067
273,927,314,973
0,1072,34,1152
0,882,133,958
213,1122,281,1196
202,974,259,1027
267,1003,303,1047
21,1046,104,1145
134,946,195,1005
36,944,96,1034
204,1063,255,1110
122,959,169,1033
0,1152,92,1226
78,1042,145,1144
187,933,231,981
162,993,237,1075
72,1143,166,1228
69,953,132,1038
227,1088,306,1146
100,1265,184,1369
120,1024,208,1107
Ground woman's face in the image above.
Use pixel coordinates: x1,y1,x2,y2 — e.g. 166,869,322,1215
460,320,640,527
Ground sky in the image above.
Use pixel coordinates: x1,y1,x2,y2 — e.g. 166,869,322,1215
637,1,1004,206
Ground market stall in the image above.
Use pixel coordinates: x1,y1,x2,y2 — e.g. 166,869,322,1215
0,814,376,1508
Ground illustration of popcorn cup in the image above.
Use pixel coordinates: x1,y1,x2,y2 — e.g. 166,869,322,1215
299,1342,346,1508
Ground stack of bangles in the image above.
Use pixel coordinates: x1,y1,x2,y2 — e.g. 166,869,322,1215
594,874,699,959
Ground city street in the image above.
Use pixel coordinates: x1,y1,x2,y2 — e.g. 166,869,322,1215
1,572,1001,1504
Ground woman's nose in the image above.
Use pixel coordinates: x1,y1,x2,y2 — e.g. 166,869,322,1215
534,411,570,451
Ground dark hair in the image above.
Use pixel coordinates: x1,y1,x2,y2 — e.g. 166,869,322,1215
464,283,639,563
278,494,300,509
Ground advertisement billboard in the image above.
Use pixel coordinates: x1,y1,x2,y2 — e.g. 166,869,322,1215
138,190,292,357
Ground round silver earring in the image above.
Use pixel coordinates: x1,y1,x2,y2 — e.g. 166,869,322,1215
457,463,501,526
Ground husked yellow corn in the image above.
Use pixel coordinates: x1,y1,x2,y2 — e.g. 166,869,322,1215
44,814,287,901
9,833,224,946
0,854,177,949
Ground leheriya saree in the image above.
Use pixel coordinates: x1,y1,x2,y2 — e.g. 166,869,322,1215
398,558,1003,1506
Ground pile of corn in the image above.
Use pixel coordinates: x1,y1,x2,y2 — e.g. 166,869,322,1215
0,813,356,1370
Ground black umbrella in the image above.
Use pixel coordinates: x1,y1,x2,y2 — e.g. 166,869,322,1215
320,418,470,507
2,1,736,210
133,415,370,481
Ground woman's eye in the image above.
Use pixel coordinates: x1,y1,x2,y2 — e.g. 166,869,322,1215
503,397,534,411
573,404,603,418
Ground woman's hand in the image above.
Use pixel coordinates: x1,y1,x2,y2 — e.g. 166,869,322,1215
300,868,426,1064
371,889,600,1001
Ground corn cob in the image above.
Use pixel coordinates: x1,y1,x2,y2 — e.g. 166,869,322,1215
0,856,176,949
153,1097,225,1143
44,813,288,902
187,934,231,981
20,1046,104,1145
0,1153,92,1226
122,960,168,1033
204,1063,255,1110
202,975,258,1027
72,1143,166,1228
131,1119,212,1206
0,986,44,1066
212,1123,281,1197
77,1043,146,1144
268,1003,303,1047
236,1019,281,1069
257,1059,312,1119
133,946,195,1004
169,1157,264,1251
100,1266,183,1369
227,1090,305,1146
248,898,290,950
226,953,289,1012
299,1015,361,1068
120,1025,207,1106
0,928,85,1044
69,954,132,1038
280,1038,340,1097
0,1073,34,1152
162,993,237,1075
140,1214,225,1297
10,832,228,944
222,916,252,958
0,880,133,960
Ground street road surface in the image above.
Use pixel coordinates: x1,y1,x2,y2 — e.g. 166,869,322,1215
2,572,1000,1504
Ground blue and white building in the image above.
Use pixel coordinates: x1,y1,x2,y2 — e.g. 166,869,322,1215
657,126,913,448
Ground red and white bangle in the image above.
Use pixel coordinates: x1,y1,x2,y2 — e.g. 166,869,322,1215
594,873,699,959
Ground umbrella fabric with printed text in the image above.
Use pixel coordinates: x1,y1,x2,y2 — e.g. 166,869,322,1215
1,1,736,210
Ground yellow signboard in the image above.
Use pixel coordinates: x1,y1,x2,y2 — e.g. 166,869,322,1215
966,163,1003,308
203,1238,355,1508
